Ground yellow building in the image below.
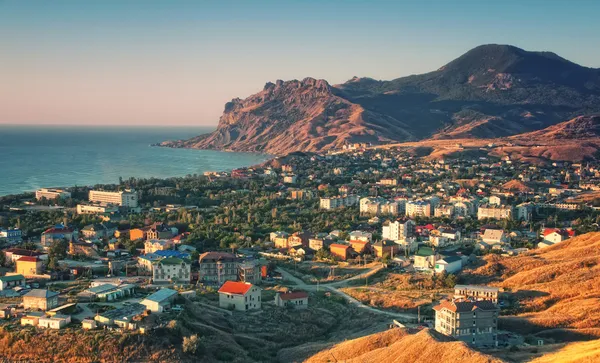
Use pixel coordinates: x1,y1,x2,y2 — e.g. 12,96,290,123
16,256,43,276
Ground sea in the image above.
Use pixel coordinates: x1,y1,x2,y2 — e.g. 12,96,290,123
0,125,271,197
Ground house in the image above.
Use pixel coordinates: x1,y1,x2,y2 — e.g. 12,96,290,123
146,223,178,241
413,247,438,271
41,225,75,247
329,244,353,261
0,274,25,290
69,241,100,258
454,285,500,304
144,239,174,254
238,261,262,283
288,231,311,248
4,248,47,263
82,319,98,330
434,300,499,347
140,288,178,312
434,256,462,274
372,240,397,258
38,314,71,329
23,289,59,311
275,291,309,309
481,229,508,246
137,250,191,272
348,230,373,242
129,227,150,241
218,281,261,311
21,311,45,326
540,228,575,247
16,256,44,276
152,258,191,284
94,303,146,327
198,252,239,284
0,228,22,244
349,240,370,254
81,223,109,240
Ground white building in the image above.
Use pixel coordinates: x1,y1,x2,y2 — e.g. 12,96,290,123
35,188,71,200
140,288,178,312
218,281,261,311
76,204,119,215
151,258,191,284
349,230,373,242
275,291,309,309
477,205,513,220
89,189,138,208
320,195,359,210
382,219,415,242
38,314,71,329
405,200,432,217
360,197,399,216
434,256,463,274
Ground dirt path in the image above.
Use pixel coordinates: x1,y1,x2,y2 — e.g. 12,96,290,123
276,266,417,323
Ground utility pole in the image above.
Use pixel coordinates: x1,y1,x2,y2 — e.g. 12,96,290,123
418,305,421,324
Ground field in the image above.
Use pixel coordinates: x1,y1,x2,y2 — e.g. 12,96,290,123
340,271,453,313
278,261,371,284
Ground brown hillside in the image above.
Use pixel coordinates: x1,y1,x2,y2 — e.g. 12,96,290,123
305,328,503,363
530,339,600,363
463,232,600,333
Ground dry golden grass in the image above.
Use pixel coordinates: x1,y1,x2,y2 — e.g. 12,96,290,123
529,339,600,363
305,328,503,363
340,287,433,311
464,232,600,332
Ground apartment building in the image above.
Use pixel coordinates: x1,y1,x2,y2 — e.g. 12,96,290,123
319,195,359,210
35,188,71,201
382,219,415,241
151,257,191,284
434,300,499,347
360,197,399,216
76,204,119,215
405,200,432,217
89,189,138,208
477,204,513,220
198,252,239,284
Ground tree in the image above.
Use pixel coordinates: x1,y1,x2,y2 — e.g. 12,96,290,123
0,251,6,267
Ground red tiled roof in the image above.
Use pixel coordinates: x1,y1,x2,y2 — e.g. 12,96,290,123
17,256,39,263
433,300,497,313
278,291,309,301
199,252,237,262
218,281,253,295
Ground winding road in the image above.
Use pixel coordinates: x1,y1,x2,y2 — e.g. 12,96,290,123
276,266,417,323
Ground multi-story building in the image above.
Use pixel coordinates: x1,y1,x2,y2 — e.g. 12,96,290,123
434,300,499,347
35,188,71,201
377,178,398,186
477,204,513,220
434,204,454,217
76,204,119,215
151,257,191,284
198,252,239,284
137,250,191,272
218,281,261,311
382,219,415,242
319,195,360,210
454,285,500,304
238,261,261,284
360,197,399,216
405,200,432,217
288,188,314,200
41,225,75,247
146,223,178,240
0,228,22,244
88,189,138,208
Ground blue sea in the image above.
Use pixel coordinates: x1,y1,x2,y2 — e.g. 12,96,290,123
0,125,271,196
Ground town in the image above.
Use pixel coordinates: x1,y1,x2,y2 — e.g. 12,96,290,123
1,145,600,361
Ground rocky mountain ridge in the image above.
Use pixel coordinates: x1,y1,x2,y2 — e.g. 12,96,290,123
162,44,600,155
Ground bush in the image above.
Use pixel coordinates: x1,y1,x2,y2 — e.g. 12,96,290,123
182,334,203,355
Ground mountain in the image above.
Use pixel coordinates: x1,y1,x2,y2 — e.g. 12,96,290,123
163,45,600,154
161,78,415,154
510,114,600,140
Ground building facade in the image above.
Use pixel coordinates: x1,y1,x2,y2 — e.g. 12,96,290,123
35,188,71,200
89,189,138,207
434,300,499,347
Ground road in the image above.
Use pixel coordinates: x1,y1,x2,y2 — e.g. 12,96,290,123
276,266,417,323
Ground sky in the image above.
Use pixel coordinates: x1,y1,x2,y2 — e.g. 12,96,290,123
1,0,599,127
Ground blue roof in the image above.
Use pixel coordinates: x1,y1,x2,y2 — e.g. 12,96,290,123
154,250,190,259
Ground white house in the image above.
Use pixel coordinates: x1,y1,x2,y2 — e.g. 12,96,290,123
218,281,261,311
434,256,462,274
140,288,178,312
38,314,71,330
274,291,309,309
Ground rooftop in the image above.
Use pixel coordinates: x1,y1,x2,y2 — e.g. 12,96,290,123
24,289,59,299
143,288,178,303
218,281,254,295
433,300,498,313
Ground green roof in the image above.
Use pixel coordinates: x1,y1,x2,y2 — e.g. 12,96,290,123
0,274,24,282
415,247,434,257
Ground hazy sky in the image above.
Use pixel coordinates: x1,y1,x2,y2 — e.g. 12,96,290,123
2,0,599,126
